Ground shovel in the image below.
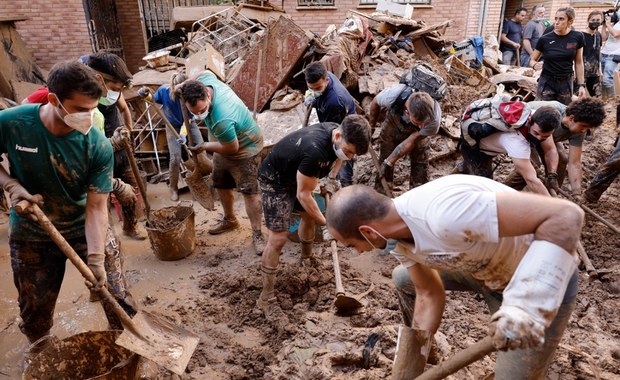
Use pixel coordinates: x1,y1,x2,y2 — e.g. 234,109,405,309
330,240,364,313
15,200,200,376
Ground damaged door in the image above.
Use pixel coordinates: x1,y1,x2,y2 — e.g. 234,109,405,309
83,0,124,58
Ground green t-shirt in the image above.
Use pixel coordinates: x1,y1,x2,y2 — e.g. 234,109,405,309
0,104,113,241
197,71,263,159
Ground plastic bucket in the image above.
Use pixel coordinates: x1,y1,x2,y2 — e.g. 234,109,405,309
22,330,139,380
146,203,196,261
288,192,327,242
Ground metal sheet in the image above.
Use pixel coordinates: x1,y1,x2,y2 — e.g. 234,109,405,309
228,16,311,113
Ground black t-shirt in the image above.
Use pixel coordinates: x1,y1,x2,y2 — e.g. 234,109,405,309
582,31,602,78
536,30,584,78
259,123,338,191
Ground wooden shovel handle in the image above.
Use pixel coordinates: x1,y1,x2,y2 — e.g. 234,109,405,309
331,240,345,295
416,336,495,380
124,139,150,216
554,186,620,236
15,200,142,338
145,99,193,158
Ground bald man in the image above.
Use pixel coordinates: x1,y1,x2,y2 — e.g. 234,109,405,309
325,175,583,379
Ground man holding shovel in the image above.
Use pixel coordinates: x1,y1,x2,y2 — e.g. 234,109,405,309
326,175,583,379
179,71,266,254
256,115,371,318
0,61,113,367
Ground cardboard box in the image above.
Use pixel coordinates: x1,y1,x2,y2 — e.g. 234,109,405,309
186,43,226,81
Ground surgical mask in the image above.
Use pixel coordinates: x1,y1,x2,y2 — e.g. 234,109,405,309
192,109,209,121
535,16,546,23
358,226,388,250
589,22,601,30
333,142,350,161
56,101,94,135
311,89,323,97
99,82,120,106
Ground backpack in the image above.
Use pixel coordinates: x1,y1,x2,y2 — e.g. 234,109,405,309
399,63,447,101
461,94,532,147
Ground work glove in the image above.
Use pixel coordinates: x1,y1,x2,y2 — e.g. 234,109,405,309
188,142,207,154
319,177,340,197
109,127,131,152
545,172,558,190
136,87,151,98
489,240,577,351
303,90,316,107
3,179,41,220
112,178,136,205
86,252,107,291
321,225,333,242
612,12,619,24
572,193,583,205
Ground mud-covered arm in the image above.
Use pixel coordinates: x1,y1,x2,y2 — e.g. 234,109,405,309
296,171,326,225
407,264,445,332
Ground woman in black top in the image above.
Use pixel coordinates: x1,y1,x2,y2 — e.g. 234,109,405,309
582,11,603,97
529,7,586,105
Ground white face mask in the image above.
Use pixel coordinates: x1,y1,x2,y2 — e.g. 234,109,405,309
99,82,120,106
333,143,350,161
311,89,323,97
56,101,94,135
358,226,388,250
192,109,209,121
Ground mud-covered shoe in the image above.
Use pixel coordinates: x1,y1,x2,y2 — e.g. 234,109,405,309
257,294,288,325
123,223,148,241
252,230,266,256
208,217,239,235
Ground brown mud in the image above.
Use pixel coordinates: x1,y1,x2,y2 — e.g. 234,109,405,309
1,100,620,379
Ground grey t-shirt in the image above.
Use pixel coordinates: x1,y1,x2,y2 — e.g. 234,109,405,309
523,20,544,57
375,84,441,136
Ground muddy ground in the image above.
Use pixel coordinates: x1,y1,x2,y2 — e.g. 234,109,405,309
1,94,620,379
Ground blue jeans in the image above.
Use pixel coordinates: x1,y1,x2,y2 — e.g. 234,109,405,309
585,134,620,201
601,54,619,92
392,264,578,379
337,160,354,187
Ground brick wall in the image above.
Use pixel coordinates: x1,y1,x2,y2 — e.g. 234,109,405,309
115,1,147,73
0,0,92,72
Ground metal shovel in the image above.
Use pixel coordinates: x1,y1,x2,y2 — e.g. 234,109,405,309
330,240,364,313
15,200,200,376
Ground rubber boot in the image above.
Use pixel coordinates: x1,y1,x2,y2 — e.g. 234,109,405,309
257,264,278,310
391,325,433,380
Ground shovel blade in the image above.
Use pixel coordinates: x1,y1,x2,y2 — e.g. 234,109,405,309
185,171,215,210
334,294,364,313
115,311,200,376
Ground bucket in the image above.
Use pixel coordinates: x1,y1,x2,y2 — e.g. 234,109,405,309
22,330,139,380
146,203,196,261
288,192,327,243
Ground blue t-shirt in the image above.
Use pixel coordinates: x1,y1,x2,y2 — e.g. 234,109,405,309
153,84,184,128
313,72,356,123
501,19,523,52
0,104,113,240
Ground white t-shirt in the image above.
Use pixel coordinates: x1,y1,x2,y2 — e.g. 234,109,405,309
479,130,531,159
376,84,441,136
601,22,620,55
391,174,533,291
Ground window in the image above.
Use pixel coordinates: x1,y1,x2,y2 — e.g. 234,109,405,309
360,0,431,5
297,0,335,6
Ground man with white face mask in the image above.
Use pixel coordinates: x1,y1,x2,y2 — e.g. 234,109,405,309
179,71,265,254
521,4,546,68
326,176,583,379
0,61,114,368
256,115,370,320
